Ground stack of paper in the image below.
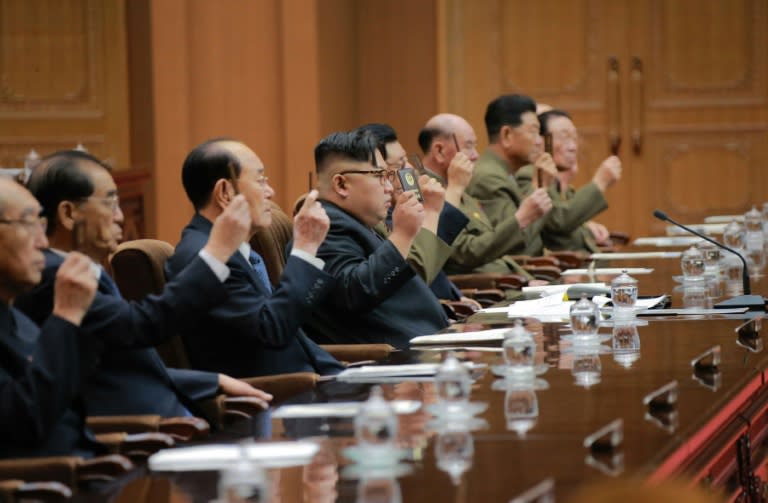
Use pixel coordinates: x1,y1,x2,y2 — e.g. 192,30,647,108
410,328,509,345
506,294,574,322
590,251,681,260
560,268,653,277
149,441,320,471
522,282,606,295
633,236,701,247
273,400,421,418
336,363,486,383
704,215,743,224
666,224,725,236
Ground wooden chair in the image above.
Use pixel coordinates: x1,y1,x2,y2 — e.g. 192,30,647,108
250,201,293,286
0,455,133,496
112,238,380,408
0,479,72,502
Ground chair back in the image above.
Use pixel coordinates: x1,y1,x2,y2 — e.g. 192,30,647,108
110,239,191,369
249,201,293,285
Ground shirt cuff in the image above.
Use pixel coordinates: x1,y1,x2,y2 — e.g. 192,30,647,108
290,248,325,270
198,249,231,282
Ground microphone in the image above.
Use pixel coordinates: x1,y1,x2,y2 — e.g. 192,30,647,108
653,209,765,311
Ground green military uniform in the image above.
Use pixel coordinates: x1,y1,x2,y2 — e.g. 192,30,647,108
373,223,453,284
516,165,607,253
423,170,532,279
465,150,546,256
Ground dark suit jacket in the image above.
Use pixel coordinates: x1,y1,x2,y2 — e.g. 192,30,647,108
300,201,449,348
165,214,343,378
14,250,225,418
0,304,105,458
380,203,469,300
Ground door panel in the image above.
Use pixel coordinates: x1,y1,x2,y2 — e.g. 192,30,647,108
440,0,768,243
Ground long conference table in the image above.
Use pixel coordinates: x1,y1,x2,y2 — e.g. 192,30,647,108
108,252,768,503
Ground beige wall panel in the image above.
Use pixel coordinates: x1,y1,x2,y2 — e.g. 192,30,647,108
0,0,129,169
356,0,438,154
317,0,359,136
442,0,768,242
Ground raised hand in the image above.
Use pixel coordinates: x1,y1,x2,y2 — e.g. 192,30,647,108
292,189,330,256
204,194,252,263
53,252,97,326
389,191,425,257
446,152,474,193
515,188,553,229
532,152,557,189
592,155,622,192
418,175,446,216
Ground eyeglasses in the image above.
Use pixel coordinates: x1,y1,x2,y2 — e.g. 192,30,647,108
0,215,48,235
78,194,121,213
338,169,396,186
256,175,269,187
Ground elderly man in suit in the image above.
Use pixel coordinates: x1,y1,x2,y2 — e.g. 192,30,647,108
15,150,271,420
166,138,343,377
301,130,449,348
0,176,99,458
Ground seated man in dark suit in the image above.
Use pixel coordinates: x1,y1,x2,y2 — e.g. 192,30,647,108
0,176,103,458
15,150,271,419
166,138,343,378
302,130,449,348
357,123,470,303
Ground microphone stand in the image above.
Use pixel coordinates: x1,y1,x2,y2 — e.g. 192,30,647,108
653,210,765,311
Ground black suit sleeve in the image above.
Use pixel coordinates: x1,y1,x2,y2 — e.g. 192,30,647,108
437,202,470,245
201,255,333,348
0,316,82,444
166,368,220,402
88,257,229,348
317,227,416,312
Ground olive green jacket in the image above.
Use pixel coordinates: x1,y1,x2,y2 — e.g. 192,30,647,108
516,165,607,253
423,169,532,278
465,150,546,256
373,223,452,284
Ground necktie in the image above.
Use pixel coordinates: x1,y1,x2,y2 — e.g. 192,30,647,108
248,251,272,292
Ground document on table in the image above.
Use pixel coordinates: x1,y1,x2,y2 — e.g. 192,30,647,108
149,441,320,471
410,328,509,345
637,307,748,317
336,363,486,382
561,268,654,277
522,282,606,295
272,400,422,418
704,215,743,224
666,223,725,236
633,236,701,247
506,293,574,322
590,251,681,260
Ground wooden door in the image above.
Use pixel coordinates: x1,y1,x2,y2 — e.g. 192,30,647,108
0,0,131,169
439,0,768,240
628,0,768,235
